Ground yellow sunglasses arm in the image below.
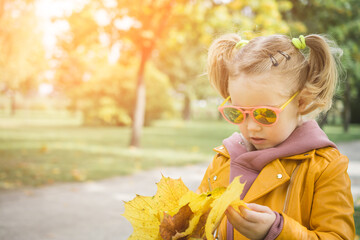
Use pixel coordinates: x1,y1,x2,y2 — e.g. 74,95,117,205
280,91,299,110
220,96,231,107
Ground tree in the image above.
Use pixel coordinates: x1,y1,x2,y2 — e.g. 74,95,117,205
52,3,99,113
283,0,360,131
156,0,299,120
96,0,189,147
53,1,174,127
0,0,46,114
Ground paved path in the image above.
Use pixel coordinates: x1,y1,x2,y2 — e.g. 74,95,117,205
0,141,359,240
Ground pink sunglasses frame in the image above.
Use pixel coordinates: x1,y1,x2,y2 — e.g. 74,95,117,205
218,91,299,126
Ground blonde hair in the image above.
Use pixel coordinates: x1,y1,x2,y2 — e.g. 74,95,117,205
207,33,343,118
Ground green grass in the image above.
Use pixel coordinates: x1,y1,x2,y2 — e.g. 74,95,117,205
0,120,236,189
0,118,359,189
323,124,360,142
356,206,360,236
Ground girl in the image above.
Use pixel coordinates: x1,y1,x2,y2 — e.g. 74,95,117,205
197,34,355,239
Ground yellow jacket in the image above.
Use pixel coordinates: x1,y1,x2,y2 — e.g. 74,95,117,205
197,146,355,239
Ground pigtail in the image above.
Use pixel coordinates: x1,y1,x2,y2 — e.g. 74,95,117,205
300,34,343,115
207,34,241,98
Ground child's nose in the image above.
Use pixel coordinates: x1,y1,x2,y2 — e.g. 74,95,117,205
245,114,262,131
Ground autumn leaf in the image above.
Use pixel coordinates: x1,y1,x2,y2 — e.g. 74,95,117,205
172,188,226,239
71,169,87,181
160,204,193,240
180,187,226,213
122,195,162,240
155,175,189,217
205,176,247,240
189,208,210,239
122,175,189,239
123,175,246,240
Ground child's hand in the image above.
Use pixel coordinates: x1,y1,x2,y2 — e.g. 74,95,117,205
225,203,276,240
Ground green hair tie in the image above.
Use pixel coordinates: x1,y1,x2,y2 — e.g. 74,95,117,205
292,35,306,49
235,40,249,49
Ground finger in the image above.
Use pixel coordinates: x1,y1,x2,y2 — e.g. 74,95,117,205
226,206,256,235
239,205,275,223
246,203,273,213
238,206,260,223
226,206,240,218
226,206,252,227
242,209,268,223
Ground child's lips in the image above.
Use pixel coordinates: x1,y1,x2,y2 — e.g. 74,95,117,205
250,137,266,144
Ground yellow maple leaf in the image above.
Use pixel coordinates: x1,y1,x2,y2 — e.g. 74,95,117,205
155,175,189,217
122,195,162,240
123,175,246,240
205,176,247,240
122,175,189,239
185,187,226,213
172,187,226,239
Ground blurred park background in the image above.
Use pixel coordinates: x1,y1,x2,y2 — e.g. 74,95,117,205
0,0,360,233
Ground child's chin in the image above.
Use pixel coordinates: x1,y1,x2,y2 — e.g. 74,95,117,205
253,143,274,150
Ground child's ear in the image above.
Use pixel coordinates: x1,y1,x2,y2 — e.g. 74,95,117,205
297,89,313,114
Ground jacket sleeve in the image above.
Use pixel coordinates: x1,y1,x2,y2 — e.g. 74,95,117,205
277,154,355,240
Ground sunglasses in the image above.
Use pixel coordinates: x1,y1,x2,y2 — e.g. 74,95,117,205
218,91,299,126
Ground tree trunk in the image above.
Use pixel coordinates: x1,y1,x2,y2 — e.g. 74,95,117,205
182,93,191,121
128,0,174,147
129,49,150,148
10,90,16,116
343,77,351,132
318,111,328,129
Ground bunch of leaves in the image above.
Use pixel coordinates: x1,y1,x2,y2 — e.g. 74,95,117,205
122,175,247,240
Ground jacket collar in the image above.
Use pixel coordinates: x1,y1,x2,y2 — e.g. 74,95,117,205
244,149,317,202
213,145,230,158
213,145,315,202
243,158,290,202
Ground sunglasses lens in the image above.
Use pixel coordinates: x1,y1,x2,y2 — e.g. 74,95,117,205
223,108,244,124
253,108,277,125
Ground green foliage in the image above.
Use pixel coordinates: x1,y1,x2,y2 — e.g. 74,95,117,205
66,58,174,126
0,1,46,95
323,124,360,142
155,0,300,119
355,205,360,236
82,97,131,126
52,0,304,127
144,62,175,125
284,0,360,123
54,2,175,126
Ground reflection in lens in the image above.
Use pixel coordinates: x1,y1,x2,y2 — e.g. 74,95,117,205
223,108,244,124
253,108,276,124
